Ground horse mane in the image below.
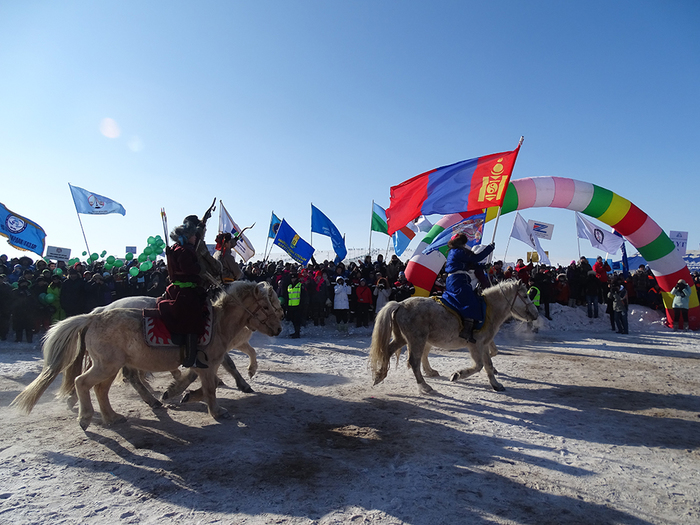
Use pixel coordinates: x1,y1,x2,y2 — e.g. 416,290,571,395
211,280,260,310
482,278,521,298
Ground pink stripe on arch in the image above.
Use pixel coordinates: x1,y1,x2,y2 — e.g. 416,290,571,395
624,215,663,248
512,178,537,209
551,177,576,209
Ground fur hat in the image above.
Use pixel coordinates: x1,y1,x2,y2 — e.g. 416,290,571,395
171,215,202,243
215,232,232,251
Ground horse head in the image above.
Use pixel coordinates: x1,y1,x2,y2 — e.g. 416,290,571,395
246,282,283,336
510,280,539,322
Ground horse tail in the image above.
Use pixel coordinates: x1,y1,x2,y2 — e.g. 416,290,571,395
369,301,402,385
11,314,93,414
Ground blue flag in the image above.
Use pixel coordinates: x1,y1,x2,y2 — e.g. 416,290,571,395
268,212,282,239
273,219,315,266
311,204,347,263
0,202,47,255
422,212,486,255
69,183,126,215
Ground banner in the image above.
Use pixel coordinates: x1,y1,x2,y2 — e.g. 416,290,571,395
68,183,126,215
311,204,347,263
527,219,554,240
46,246,71,262
371,201,416,256
273,219,315,266
510,212,551,265
386,141,522,235
422,212,486,255
575,212,624,255
0,202,46,256
669,230,688,257
219,202,255,262
268,212,282,239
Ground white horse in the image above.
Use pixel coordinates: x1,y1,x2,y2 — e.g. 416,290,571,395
369,279,538,394
12,281,282,429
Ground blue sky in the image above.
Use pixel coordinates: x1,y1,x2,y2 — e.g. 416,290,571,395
1,1,698,267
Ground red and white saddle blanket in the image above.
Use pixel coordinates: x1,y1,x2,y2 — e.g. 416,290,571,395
142,305,213,348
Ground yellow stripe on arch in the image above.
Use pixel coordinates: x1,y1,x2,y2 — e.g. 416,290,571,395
596,193,632,227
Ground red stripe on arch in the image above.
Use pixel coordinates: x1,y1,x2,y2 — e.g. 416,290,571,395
611,203,647,236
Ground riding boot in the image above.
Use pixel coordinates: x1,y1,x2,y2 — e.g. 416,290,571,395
459,319,477,343
182,333,208,369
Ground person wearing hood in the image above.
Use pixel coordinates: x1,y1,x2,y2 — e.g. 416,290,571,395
333,276,351,325
671,279,692,331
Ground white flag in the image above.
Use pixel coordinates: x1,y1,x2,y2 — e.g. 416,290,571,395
219,202,255,262
575,213,624,255
510,212,551,265
409,215,433,233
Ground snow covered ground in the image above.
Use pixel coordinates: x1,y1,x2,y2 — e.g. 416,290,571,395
1,303,699,524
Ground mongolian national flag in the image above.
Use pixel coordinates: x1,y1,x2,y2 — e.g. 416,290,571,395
386,141,522,235
371,202,416,257
0,202,46,256
273,219,315,266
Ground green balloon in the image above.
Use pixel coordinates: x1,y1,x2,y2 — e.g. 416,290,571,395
91,253,99,261
82,251,87,256
39,292,47,303
140,261,152,271
143,246,153,255
147,236,156,245
114,259,124,267
106,256,115,264
137,253,147,262
104,264,112,271
125,252,134,260
45,292,55,303
129,267,139,276
100,250,107,257
155,235,162,241
54,268,63,275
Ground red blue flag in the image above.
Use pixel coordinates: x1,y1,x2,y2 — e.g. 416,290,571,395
386,142,521,235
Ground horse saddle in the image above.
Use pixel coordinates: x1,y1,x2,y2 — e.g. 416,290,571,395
432,296,487,332
141,305,213,348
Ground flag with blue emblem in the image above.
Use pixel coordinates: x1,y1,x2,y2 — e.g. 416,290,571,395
273,219,315,266
0,202,47,256
69,183,126,215
311,204,347,263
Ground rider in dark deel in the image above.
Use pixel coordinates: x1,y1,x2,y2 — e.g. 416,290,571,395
441,233,495,343
157,215,209,368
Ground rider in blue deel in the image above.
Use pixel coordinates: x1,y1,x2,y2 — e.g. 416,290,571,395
441,233,495,343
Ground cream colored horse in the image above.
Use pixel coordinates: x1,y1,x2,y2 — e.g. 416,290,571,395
12,281,282,429
369,279,538,394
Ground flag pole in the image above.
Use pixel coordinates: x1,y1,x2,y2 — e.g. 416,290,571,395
368,200,374,257
161,208,169,247
69,183,91,257
488,136,523,263
263,211,274,263
575,212,581,259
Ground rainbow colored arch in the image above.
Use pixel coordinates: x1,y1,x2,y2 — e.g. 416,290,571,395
405,176,698,329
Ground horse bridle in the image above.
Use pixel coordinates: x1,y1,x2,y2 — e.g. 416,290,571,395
499,282,537,321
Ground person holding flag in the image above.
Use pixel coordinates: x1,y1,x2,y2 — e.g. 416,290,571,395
213,232,243,284
441,233,495,343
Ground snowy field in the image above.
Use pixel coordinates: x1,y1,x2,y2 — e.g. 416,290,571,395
1,303,699,524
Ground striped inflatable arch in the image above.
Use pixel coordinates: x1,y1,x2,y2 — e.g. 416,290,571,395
405,176,698,330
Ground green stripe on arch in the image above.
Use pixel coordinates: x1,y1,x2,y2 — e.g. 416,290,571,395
638,232,676,262
582,185,614,219
500,182,519,214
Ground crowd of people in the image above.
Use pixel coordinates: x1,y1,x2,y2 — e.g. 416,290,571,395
2,245,698,343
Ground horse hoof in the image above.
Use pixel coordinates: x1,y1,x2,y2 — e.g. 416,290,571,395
492,383,505,392
181,392,191,404
150,400,164,409
424,370,440,378
79,418,91,431
450,372,461,382
240,385,255,394
215,410,232,420
419,385,434,395
106,415,127,426
161,391,169,401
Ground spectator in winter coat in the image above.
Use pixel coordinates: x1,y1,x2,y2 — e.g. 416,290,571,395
333,276,351,324
373,277,391,315
393,272,415,302
608,278,629,334
671,279,692,330
60,268,86,317
584,270,601,318
0,274,13,340
514,259,533,284
355,278,372,327
47,274,66,324
12,278,35,342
